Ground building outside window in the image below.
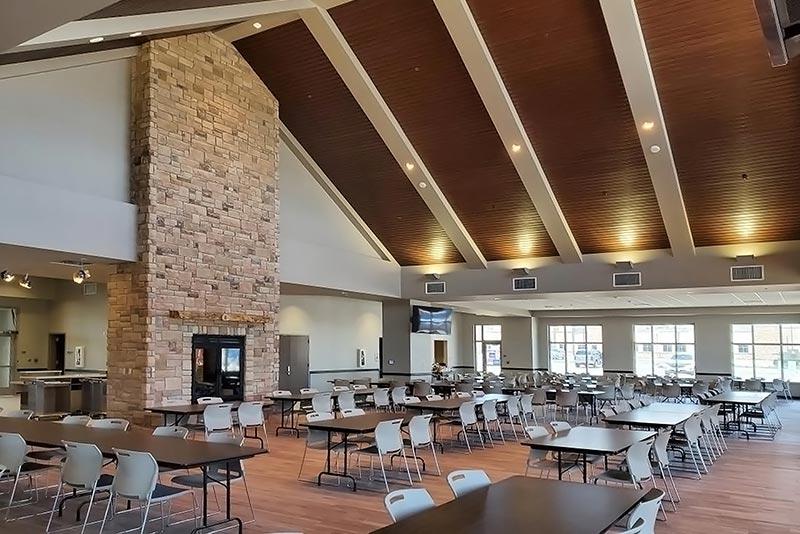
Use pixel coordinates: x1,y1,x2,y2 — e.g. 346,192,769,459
475,324,502,375
731,324,800,381
548,325,603,376
634,324,695,378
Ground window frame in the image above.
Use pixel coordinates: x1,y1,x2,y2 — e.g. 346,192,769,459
731,323,800,381
547,324,604,376
633,324,696,378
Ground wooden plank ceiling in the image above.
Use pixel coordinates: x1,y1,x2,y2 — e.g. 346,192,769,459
235,20,463,266
637,0,800,247
330,0,556,261
468,0,669,254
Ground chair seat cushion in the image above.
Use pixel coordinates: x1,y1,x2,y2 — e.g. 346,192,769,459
152,483,193,500
171,473,241,488
594,469,633,484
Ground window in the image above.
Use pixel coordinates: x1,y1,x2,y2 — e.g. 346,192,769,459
474,325,502,375
548,325,603,376
731,324,800,381
634,324,695,378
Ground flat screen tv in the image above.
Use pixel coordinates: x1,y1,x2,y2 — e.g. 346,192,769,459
411,306,453,335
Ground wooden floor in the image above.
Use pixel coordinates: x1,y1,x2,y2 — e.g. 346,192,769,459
13,401,800,533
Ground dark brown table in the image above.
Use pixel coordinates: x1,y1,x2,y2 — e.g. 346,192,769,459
146,400,274,427
521,426,655,482
603,406,699,428
265,388,379,436
703,391,772,439
371,476,647,534
0,417,266,533
301,412,412,491
408,393,512,412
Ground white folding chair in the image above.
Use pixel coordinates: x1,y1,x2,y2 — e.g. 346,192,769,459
0,432,54,520
4,410,33,419
202,404,234,437
373,388,391,411
652,430,679,512
353,419,412,492
88,418,130,431
446,469,490,498
523,426,575,480
297,412,353,480
481,399,505,444
152,426,189,439
504,396,525,440
337,391,357,412
238,401,269,450
29,415,92,462
384,488,434,523
311,393,333,416
406,414,441,481
390,387,407,411
622,489,665,534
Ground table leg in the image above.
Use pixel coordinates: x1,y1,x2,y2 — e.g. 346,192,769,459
275,399,300,437
582,453,587,483
202,466,208,526
557,451,563,480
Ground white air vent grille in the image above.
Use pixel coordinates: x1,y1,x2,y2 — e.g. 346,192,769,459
512,276,537,291
613,272,642,288
82,282,98,296
731,265,765,282
425,281,446,295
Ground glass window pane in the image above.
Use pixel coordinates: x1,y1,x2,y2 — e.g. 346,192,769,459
586,325,603,343
653,343,676,377
783,345,800,381
732,324,752,344
781,324,800,345
566,343,585,374
753,344,781,379
549,326,564,343
587,344,603,376
634,343,653,376
634,325,652,343
475,325,482,341
676,324,695,344
753,324,780,344
676,345,695,379
475,342,484,372
549,343,565,373
732,344,754,379
566,326,586,343
483,325,502,341
653,324,676,344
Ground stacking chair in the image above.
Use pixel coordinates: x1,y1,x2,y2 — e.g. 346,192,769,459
699,409,722,458
403,396,421,406
412,382,432,397
29,415,91,462
337,391,357,412
531,388,548,421
652,431,679,512
661,384,681,403
744,378,763,392
772,379,792,400
692,382,709,401
405,414,441,480
238,401,269,450
0,433,54,520
299,388,319,394
352,419,413,492
504,396,525,440
202,404,234,437
425,394,444,401
597,384,617,409
619,384,635,402
594,440,658,493
390,387,407,411
152,426,189,439
707,404,728,452
523,426,574,480
311,393,333,416
89,418,130,431
4,410,33,419
481,399,505,445
678,415,708,478
101,449,197,533
446,469,490,498
373,388,391,411
618,489,665,534
554,390,579,424
332,385,350,392
454,391,472,399
455,382,473,394
297,412,353,481
384,489,435,523
519,394,536,426
445,401,484,453
353,377,372,388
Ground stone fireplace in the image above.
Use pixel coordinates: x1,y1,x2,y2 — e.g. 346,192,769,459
106,32,280,424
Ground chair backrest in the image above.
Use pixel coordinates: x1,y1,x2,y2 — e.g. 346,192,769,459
203,404,233,433
305,412,334,447
112,449,158,500
197,396,223,405
337,391,356,411
0,432,27,472
4,409,33,419
455,382,473,393
600,407,616,419
403,396,421,405
352,384,368,390
390,386,407,404
627,488,664,534
238,401,265,427
619,518,645,534
272,390,292,397
373,388,391,407
447,469,491,498
152,426,189,439
454,391,472,398
333,379,350,387
333,385,350,392
412,382,432,397
683,414,703,441
692,383,709,395
652,430,672,467
506,396,522,417
384,489,435,523
459,401,478,425
375,419,404,454
482,399,499,421
311,393,333,414
549,421,571,433
425,394,444,401
620,384,635,399
62,441,103,489
524,425,549,439
89,418,130,431
744,378,762,391
532,388,548,405
341,408,366,418
409,414,433,447
300,387,319,394
519,393,534,413
61,415,91,426
662,384,681,398
555,390,578,407
626,440,654,483
353,377,372,387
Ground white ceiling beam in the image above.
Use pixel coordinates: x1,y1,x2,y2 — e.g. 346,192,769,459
280,122,398,266
216,0,356,42
299,5,488,268
599,0,696,258
433,0,582,264
13,0,315,51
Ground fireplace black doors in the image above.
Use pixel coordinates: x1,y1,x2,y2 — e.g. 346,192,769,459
191,335,245,401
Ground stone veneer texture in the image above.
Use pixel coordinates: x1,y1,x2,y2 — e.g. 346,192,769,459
107,32,280,423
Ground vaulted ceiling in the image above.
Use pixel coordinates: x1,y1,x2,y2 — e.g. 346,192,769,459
5,0,800,267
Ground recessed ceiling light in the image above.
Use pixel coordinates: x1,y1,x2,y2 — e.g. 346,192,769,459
641,121,655,131
649,144,661,154
405,162,415,171
418,181,427,189
252,22,262,29
89,37,104,43
129,31,143,37
511,143,522,153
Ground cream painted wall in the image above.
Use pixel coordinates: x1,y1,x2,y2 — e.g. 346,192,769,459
49,282,108,370
279,295,382,389
454,314,535,372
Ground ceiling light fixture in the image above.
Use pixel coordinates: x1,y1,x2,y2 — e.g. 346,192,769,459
129,31,143,37
89,37,104,43
405,162,415,171
72,268,91,285
19,274,31,290
511,143,522,153
252,22,262,29
649,144,661,154
641,121,655,131
0,271,14,283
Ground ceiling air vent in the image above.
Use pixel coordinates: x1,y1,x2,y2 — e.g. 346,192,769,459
731,265,765,282
425,281,446,295
82,282,98,296
613,272,642,288
512,276,537,291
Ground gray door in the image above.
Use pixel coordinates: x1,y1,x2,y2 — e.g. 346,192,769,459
279,335,309,392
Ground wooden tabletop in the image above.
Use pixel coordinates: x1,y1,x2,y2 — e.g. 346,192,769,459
147,399,273,415
521,426,655,454
639,402,705,414
704,391,772,404
408,394,512,412
371,476,646,534
301,412,412,433
266,388,379,402
603,408,695,428
0,418,266,469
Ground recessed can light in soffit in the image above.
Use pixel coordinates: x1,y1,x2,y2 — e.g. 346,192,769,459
89,36,104,43
129,32,142,37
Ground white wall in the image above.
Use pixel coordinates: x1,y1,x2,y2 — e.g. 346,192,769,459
279,295,382,390
49,282,108,370
279,143,400,297
454,314,535,372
